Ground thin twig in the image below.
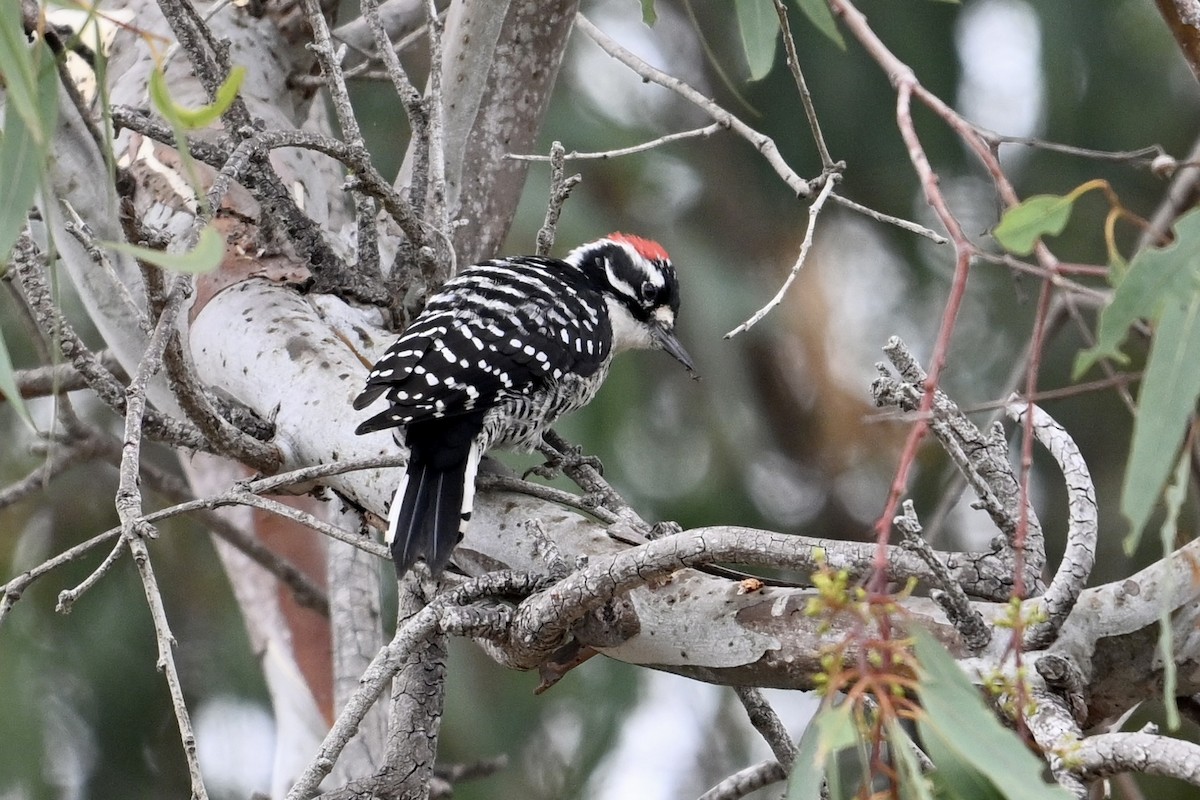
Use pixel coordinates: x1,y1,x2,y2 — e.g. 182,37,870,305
4,351,126,400
828,193,947,243
57,538,129,614
475,472,619,524
535,142,582,257
231,493,390,558
113,267,208,799
981,134,1164,164
8,234,209,450
725,174,838,338
357,0,429,214
575,13,813,199
2,456,402,624
138,463,330,615
0,432,119,511
508,124,723,162
62,202,151,332
772,0,834,171
733,687,798,765
296,0,384,292
539,430,648,528
895,501,990,652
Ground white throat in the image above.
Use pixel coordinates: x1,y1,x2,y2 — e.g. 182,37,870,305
605,296,656,352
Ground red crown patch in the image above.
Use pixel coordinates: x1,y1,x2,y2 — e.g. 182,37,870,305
607,231,670,263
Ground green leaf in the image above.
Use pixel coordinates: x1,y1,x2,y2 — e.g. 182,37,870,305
1155,448,1189,729
736,0,779,81
0,308,36,431
793,0,845,49
639,0,657,26
993,193,1077,256
0,0,48,142
922,725,1008,800
149,65,246,130
106,224,225,273
1119,293,1200,553
910,627,1071,800
0,36,58,261
787,702,857,800
888,723,935,800
1075,208,1200,377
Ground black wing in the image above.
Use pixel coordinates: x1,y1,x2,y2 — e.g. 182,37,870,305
353,260,612,435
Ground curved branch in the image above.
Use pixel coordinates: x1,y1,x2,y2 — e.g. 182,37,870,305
697,759,786,800
1025,686,1087,798
1076,731,1200,787
1007,398,1097,649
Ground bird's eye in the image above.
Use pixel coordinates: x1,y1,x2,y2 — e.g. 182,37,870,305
640,281,659,304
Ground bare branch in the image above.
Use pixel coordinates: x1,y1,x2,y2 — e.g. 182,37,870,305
508,124,724,162
575,12,813,199
725,174,838,338
1076,731,1200,787
297,0,384,287
232,493,390,559
420,0,449,239
896,501,991,652
111,265,209,798
56,538,129,614
1006,398,1097,649
772,0,834,171
286,571,552,800
828,192,948,243
383,575,446,798
733,687,797,766
1024,686,1087,798
0,431,119,511
2,455,403,625
9,234,209,450
355,0,429,212
696,759,787,800
873,337,1045,593
534,141,582,257
4,351,126,401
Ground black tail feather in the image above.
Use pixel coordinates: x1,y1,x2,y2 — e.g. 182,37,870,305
386,413,485,575
388,457,467,574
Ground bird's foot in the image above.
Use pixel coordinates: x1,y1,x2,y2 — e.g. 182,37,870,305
525,441,604,480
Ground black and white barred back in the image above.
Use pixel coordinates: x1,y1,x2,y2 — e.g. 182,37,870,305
354,233,695,575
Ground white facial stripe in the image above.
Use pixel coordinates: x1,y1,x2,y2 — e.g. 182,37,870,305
654,306,675,327
611,241,668,290
603,257,640,302
645,261,666,288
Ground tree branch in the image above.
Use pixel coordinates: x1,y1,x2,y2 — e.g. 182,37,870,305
1006,399,1097,649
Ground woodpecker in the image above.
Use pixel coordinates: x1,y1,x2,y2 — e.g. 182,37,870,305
353,233,696,575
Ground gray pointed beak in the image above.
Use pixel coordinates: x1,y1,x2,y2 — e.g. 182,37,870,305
652,324,698,377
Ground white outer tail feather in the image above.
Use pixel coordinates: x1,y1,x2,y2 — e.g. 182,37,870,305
385,469,409,546
383,441,482,563
460,442,481,530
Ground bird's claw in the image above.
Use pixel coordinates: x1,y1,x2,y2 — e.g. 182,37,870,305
525,442,604,480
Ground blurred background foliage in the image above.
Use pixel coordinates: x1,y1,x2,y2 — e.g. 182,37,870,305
2,0,1199,797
